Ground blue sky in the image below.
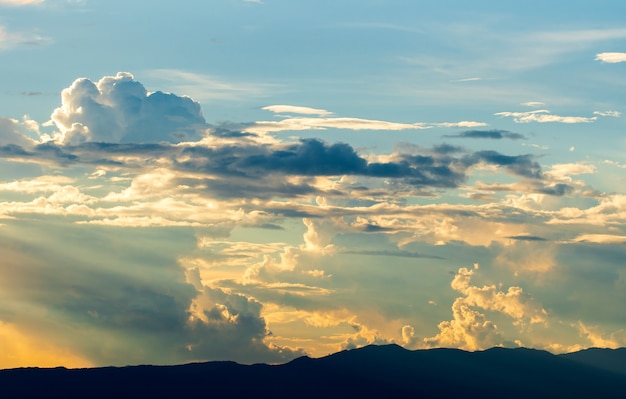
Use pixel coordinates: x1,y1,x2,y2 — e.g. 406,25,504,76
1,0,626,367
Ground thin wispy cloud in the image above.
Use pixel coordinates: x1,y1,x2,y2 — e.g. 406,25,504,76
495,110,597,124
593,110,621,117
0,0,43,5
521,101,545,107
143,69,280,102
450,77,482,82
246,117,430,134
262,105,334,116
595,52,626,63
0,25,51,50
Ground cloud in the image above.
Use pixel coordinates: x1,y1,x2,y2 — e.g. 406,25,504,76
246,117,430,135
0,117,37,147
467,151,542,178
593,110,622,117
247,115,487,134
450,77,481,82
50,72,207,144
340,249,444,259
248,106,486,135
506,235,547,242
0,223,301,366
5,71,623,363
185,268,304,363
0,0,43,5
262,105,334,116
0,25,50,50
495,110,596,124
569,234,626,244
603,159,626,169
577,321,626,348
424,265,547,350
142,69,278,102
173,138,481,190
434,121,487,128
521,101,545,107
445,129,526,140
547,194,626,226
595,52,626,63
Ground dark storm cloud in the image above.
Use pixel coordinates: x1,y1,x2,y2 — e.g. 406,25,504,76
445,129,527,140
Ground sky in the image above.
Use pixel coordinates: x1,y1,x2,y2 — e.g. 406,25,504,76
1,0,626,368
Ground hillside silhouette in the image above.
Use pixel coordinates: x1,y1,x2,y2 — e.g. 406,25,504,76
2,344,626,398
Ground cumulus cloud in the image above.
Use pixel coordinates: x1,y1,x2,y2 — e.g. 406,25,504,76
0,223,301,366
424,265,547,350
577,321,626,348
4,70,623,363
595,52,626,63
0,117,37,146
50,72,207,144
185,268,303,363
495,110,596,124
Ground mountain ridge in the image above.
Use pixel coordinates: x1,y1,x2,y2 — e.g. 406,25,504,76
2,344,625,398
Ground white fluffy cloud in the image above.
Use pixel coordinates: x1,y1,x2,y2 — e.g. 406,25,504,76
0,117,36,146
423,265,547,350
50,72,207,144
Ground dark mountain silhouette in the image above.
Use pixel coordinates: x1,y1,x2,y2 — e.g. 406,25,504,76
561,347,626,376
2,345,626,398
